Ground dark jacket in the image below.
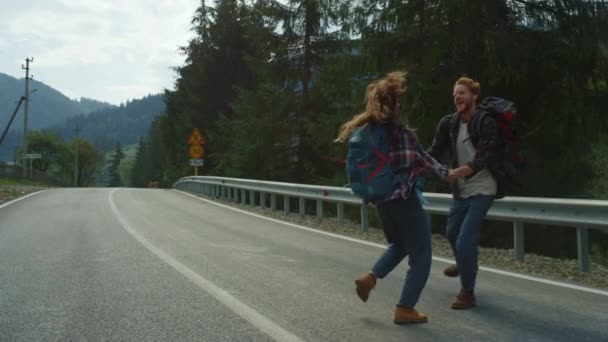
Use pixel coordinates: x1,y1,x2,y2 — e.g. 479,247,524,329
427,111,504,198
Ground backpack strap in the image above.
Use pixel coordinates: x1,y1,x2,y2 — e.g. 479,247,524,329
469,110,492,149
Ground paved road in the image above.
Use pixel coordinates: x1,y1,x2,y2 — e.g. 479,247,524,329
0,188,606,341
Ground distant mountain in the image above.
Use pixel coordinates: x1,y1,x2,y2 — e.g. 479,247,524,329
52,94,165,151
0,72,114,131
0,72,116,161
0,72,164,161
74,97,115,115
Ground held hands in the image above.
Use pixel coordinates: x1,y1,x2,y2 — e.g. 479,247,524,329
445,166,474,183
445,169,458,183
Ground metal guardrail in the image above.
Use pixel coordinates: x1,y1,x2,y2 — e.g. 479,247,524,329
174,176,608,273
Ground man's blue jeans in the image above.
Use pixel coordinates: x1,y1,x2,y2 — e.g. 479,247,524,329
446,195,494,290
371,194,431,308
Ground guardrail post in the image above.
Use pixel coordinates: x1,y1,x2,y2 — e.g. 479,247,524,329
260,192,267,208
283,196,290,216
241,189,247,205
233,188,238,202
577,226,590,273
316,200,323,221
271,194,277,211
299,197,306,219
250,191,255,207
513,221,525,262
360,205,369,233
337,203,345,225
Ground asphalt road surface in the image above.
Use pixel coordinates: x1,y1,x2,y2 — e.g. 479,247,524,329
0,188,606,341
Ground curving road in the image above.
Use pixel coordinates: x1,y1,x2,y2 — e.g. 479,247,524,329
0,188,606,341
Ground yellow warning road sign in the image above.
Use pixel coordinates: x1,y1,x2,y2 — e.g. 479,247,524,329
189,145,205,159
188,128,206,145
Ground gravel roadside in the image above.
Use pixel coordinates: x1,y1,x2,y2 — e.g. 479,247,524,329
193,193,608,291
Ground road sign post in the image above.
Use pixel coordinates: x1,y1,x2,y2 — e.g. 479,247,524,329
190,159,204,175
188,128,206,176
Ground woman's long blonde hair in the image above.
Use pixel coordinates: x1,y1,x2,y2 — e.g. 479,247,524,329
335,71,408,142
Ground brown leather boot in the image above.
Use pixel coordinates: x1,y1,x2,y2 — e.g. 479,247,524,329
451,289,476,310
354,272,376,302
443,264,459,277
394,306,428,324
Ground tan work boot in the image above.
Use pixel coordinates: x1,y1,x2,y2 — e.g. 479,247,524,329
451,289,476,310
394,306,428,324
354,272,376,302
443,264,459,277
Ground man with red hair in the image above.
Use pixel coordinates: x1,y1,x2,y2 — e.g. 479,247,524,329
427,77,500,310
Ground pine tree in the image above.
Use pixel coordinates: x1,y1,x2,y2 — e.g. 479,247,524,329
107,142,125,187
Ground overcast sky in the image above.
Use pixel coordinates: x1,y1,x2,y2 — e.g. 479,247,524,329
0,0,201,105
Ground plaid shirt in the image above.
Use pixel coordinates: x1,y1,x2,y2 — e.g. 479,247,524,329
387,127,449,200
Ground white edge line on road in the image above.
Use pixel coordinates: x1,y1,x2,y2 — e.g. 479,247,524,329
173,189,608,297
109,189,305,342
0,190,47,209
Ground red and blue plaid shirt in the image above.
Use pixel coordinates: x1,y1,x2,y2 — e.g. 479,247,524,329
387,127,449,200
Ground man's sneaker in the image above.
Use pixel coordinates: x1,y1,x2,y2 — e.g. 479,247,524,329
354,272,376,302
451,289,476,310
394,306,428,324
443,265,459,277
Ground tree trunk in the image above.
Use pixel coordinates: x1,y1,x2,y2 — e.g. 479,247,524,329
296,0,315,182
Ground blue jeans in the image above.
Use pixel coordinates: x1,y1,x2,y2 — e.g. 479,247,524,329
371,195,431,308
446,195,494,290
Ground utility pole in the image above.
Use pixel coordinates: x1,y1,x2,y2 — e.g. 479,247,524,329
73,125,80,187
21,57,34,178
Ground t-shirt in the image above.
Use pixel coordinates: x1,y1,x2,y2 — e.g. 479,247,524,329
456,121,497,198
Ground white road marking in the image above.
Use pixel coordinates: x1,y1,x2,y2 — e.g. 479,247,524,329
174,189,608,297
109,189,305,342
0,190,47,209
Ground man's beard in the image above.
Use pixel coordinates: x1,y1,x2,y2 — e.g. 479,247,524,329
459,101,474,114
